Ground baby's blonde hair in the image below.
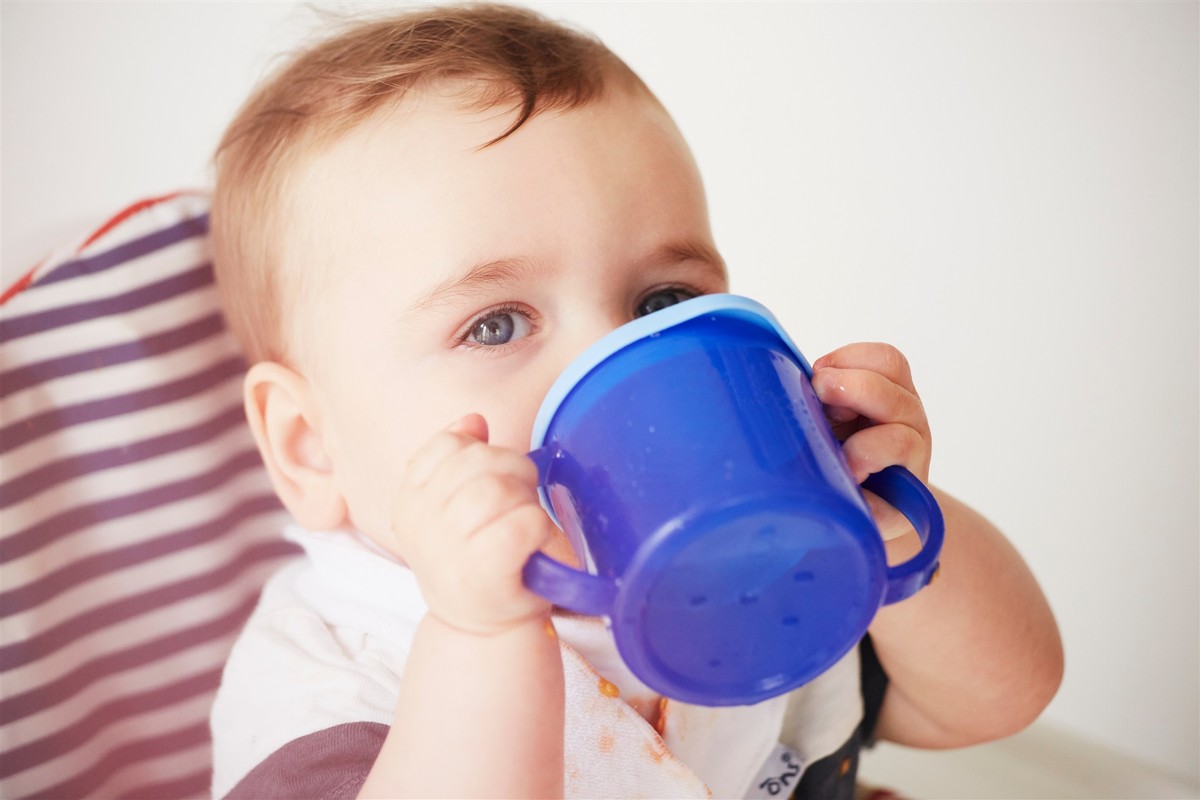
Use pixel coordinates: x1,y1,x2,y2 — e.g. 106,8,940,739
211,3,643,364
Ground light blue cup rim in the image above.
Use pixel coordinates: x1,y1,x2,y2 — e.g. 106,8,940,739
528,294,813,526
529,293,812,453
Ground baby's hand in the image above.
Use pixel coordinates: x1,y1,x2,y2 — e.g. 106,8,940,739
811,344,931,540
390,414,555,636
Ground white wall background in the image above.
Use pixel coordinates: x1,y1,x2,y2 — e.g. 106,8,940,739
4,0,1197,788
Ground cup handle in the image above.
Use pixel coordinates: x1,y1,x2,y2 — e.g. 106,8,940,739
862,465,945,604
522,552,618,617
522,446,619,617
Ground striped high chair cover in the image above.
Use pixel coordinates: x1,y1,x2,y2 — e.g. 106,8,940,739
1,192,297,799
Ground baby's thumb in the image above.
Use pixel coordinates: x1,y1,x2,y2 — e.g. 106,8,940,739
448,412,489,443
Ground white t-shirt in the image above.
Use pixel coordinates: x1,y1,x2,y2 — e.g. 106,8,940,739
210,525,867,799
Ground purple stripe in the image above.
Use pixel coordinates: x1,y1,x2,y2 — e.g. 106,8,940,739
0,312,225,400
0,262,215,342
0,403,247,509
31,214,209,289
116,769,211,800
0,494,283,616
14,720,211,800
0,588,273,724
0,448,264,564
0,537,292,671
0,355,245,455
0,669,220,778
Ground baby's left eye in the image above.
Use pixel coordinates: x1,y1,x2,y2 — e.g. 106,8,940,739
636,288,696,318
465,307,533,347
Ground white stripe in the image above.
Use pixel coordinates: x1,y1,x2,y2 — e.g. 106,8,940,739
2,372,244,484
2,636,236,751
2,471,281,600
10,223,211,318
3,426,258,536
1,322,238,418
1,285,223,371
1,502,288,660
99,741,213,799
3,555,287,696
2,692,215,798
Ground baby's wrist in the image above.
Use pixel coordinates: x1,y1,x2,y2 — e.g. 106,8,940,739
424,604,554,642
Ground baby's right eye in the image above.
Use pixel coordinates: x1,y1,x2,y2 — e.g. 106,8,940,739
464,305,533,348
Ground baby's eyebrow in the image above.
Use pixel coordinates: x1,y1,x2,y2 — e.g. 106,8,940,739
408,238,727,314
409,256,541,313
645,240,728,284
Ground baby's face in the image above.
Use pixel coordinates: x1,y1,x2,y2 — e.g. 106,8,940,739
287,84,727,545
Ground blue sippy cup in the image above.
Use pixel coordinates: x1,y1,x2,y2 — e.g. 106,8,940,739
523,294,943,707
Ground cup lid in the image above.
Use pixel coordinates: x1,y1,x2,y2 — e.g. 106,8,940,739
531,294,812,452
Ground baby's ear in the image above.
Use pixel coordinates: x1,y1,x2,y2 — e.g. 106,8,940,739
243,362,348,531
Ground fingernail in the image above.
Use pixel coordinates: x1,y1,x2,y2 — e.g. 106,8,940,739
813,369,838,395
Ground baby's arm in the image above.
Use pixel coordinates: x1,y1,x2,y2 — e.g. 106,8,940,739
358,415,564,798
812,345,1063,748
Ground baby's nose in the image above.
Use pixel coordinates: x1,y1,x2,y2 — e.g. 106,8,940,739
516,314,619,444
532,310,628,406
561,309,631,366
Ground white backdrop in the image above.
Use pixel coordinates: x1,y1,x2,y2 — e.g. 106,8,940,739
4,0,1197,786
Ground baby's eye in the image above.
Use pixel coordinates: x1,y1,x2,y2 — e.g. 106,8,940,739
466,307,533,347
636,288,696,318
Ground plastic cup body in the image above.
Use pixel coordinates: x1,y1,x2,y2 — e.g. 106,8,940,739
536,308,888,705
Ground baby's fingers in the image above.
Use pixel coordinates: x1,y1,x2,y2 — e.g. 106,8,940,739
444,472,541,542
472,503,557,577
840,422,929,483
403,415,490,489
426,442,539,515
813,366,927,434
812,343,915,391
464,504,558,623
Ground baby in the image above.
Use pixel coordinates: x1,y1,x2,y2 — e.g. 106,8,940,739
208,4,1063,798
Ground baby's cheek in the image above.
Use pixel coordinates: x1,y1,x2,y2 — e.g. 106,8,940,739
334,437,405,541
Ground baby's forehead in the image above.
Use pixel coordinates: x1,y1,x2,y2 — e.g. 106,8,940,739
277,79,690,287
342,74,654,151
289,77,669,216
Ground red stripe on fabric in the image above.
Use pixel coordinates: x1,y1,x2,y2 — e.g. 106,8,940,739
0,669,221,778
32,216,209,291
1,191,203,308
0,265,40,307
16,720,211,800
79,191,190,250
0,538,295,671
